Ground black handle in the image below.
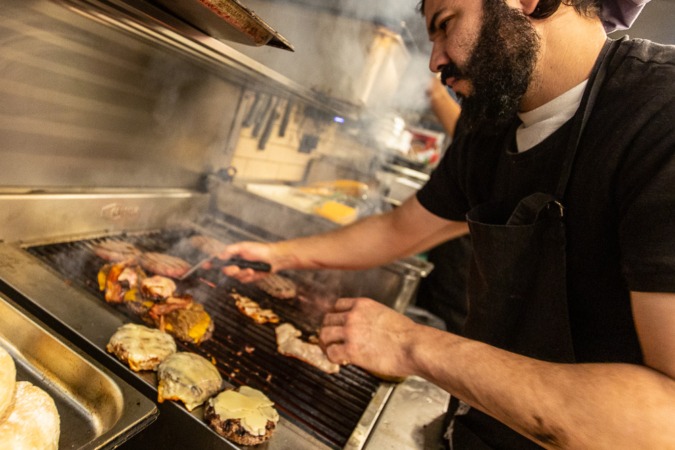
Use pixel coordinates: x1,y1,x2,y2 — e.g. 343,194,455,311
221,257,272,272
278,99,293,137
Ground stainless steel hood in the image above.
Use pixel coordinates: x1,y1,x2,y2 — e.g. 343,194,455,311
149,0,294,51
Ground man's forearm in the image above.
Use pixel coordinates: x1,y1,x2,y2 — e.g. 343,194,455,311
274,213,413,271
409,327,675,449
273,197,468,272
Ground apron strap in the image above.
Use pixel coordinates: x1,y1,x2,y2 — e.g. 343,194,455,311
554,38,623,199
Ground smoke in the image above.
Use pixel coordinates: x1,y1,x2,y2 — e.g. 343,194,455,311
231,0,432,113
389,52,435,114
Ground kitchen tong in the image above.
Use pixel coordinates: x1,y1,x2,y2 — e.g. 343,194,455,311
179,255,271,280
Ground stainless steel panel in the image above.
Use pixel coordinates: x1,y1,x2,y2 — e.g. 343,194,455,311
0,293,157,449
0,0,241,190
0,191,208,242
151,0,293,50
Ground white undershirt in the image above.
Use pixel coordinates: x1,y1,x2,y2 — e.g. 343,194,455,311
515,81,588,152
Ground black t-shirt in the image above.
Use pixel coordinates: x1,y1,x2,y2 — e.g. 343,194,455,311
417,38,675,364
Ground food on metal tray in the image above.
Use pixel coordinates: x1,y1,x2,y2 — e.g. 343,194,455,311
189,235,229,256
0,381,60,450
157,352,223,412
254,274,297,300
298,179,369,198
205,386,279,446
0,346,16,423
313,200,357,225
231,292,280,324
138,252,191,279
275,323,340,374
145,295,215,345
106,323,177,372
92,240,141,262
140,275,177,300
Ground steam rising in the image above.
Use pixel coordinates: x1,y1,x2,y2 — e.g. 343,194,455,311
231,0,435,117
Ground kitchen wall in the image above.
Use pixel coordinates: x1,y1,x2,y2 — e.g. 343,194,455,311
228,91,382,183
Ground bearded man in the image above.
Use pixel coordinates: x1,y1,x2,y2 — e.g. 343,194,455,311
221,0,675,447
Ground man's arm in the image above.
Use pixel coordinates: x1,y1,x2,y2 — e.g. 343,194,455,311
320,292,675,449
632,291,675,376
221,196,468,278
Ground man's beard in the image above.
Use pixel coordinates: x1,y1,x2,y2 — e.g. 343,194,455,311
441,0,540,133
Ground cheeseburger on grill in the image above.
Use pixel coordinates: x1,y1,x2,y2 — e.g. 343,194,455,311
204,385,279,446
157,352,223,411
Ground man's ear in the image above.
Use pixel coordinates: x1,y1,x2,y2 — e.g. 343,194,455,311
516,0,539,16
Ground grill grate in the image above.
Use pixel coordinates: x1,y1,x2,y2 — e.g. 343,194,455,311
27,228,382,449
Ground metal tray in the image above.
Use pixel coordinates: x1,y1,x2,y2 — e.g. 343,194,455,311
151,0,294,50
0,293,158,449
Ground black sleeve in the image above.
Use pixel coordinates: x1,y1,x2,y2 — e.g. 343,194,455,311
416,133,472,222
618,99,675,293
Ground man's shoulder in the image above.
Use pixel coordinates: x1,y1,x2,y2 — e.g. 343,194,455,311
615,38,675,82
604,38,675,112
619,37,675,65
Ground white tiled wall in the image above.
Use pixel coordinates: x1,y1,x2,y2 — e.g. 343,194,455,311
231,99,373,183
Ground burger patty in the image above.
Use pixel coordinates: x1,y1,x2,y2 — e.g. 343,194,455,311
138,253,191,279
144,298,215,345
92,240,141,262
106,323,177,372
204,414,275,446
157,352,222,411
204,386,279,446
254,274,297,299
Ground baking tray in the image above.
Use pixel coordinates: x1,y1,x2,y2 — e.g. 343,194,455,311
151,0,294,51
0,293,158,449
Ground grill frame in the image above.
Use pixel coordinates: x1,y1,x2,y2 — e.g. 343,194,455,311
19,226,393,450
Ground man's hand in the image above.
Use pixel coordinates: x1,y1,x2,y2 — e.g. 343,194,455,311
319,297,419,378
218,241,277,282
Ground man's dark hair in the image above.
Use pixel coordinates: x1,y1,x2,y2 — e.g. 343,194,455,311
417,0,601,19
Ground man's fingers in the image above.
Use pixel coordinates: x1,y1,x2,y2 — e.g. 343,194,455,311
324,343,350,366
321,311,348,327
319,323,346,346
333,297,357,312
319,329,350,365
221,266,264,283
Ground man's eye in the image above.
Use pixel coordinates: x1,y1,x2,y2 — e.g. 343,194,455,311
439,16,454,32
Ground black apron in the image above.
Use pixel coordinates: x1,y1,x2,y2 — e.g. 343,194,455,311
447,39,622,449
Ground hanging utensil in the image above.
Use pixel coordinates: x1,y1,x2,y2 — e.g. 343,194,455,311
258,97,280,150
251,94,272,138
278,99,293,137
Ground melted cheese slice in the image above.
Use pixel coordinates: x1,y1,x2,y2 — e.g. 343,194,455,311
157,352,222,411
209,386,279,436
107,323,177,371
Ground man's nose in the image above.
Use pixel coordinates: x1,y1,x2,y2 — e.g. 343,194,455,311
428,44,450,73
